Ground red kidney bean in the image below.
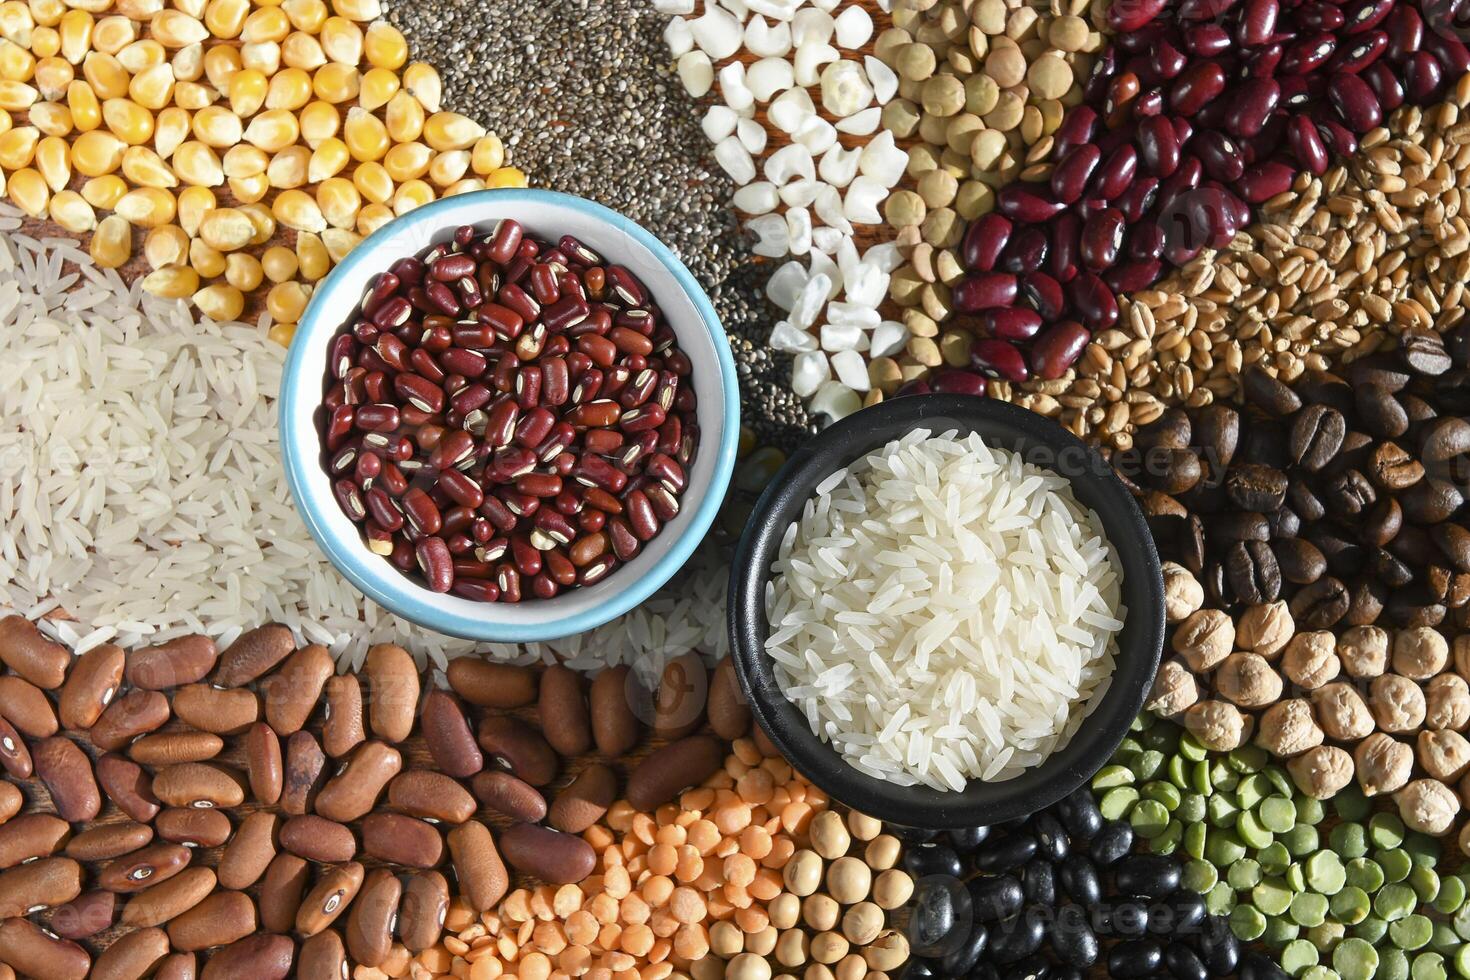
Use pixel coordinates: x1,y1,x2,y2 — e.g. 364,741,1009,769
1030,321,1092,380
1225,78,1281,137
1194,130,1246,182
929,370,989,396
1104,258,1163,293
953,272,1019,313
1047,212,1081,283
1386,4,1422,59
1136,116,1180,177
1168,61,1225,114
1108,0,1168,31
1019,272,1065,321
1237,0,1278,45
1281,32,1336,73
1329,30,1388,72
1363,61,1405,111
981,308,1044,342
1050,144,1101,204
997,226,1048,274
1344,0,1393,33
1090,144,1139,201
970,339,1031,383
1405,51,1442,102
996,186,1065,222
1080,208,1126,272
1287,115,1331,174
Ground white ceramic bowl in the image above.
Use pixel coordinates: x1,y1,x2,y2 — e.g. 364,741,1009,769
279,189,740,642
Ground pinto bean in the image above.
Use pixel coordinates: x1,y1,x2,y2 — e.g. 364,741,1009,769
119,867,217,927
260,643,334,735
91,925,170,980
499,823,597,884
280,815,357,864
0,676,59,737
59,642,125,730
258,854,309,934
99,843,192,894
154,808,232,848
0,856,82,916
172,684,259,735
295,862,364,937
212,624,295,687
361,812,443,868
167,889,257,951
128,731,224,766
476,715,557,786
52,889,117,940
66,821,153,862
549,762,617,834
126,634,218,690
626,735,724,810
445,659,537,707
0,614,69,688
0,718,29,779
447,821,508,912
421,689,482,778
399,871,451,951
33,736,100,821
152,762,246,810
322,674,365,758
539,664,591,755
0,814,69,869
346,867,401,968
218,812,277,890
199,934,294,980
297,929,348,980
281,731,327,816
707,656,751,740
314,740,402,822
386,770,476,823
365,643,419,743
97,752,161,823
0,916,90,980
590,664,642,756
90,690,170,751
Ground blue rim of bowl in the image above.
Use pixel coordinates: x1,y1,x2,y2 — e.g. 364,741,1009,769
279,188,741,642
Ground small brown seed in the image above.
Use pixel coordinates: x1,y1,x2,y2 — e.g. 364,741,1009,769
345,867,401,968
154,808,233,848
171,684,259,734
66,822,154,862
446,821,507,912
129,731,225,766
167,889,257,952
280,815,357,864
258,854,310,934
386,770,477,823
260,643,334,735
539,663,592,756
125,634,218,690
314,740,402,822
549,762,617,834
59,642,125,730
218,811,278,890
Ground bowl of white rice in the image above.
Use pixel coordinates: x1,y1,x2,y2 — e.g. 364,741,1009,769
728,394,1164,828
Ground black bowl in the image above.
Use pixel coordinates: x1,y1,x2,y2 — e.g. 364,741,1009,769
728,394,1165,829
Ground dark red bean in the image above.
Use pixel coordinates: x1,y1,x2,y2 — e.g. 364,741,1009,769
1281,33,1336,74
401,489,442,536
1046,212,1081,283
1385,5,1422,59
1168,61,1225,115
996,186,1065,222
1225,78,1280,138
1137,116,1180,177
1236,161,1296,203
1030,321,1091,380
334,481,366,522
1328,71,1381,131
1051,106,1098,159
1080,208,1126,272
970,339,1030,383
1089,145,1138,201
1107,0,1167,32
1343,0,1393,34
430,254,475,282
1404,51,1442,103
1050,144,1101,204
1363,61,1405,111
1329,30,1387,73
1195,130,1246,183
1068,273,1118,331
1183,23,1231,57
929,370,988,397
953,272,1018,313
980,308,1043,342
1285,115,1331,175
1178,0,1238,20
1236,0,1278,46
1019,272,1066,321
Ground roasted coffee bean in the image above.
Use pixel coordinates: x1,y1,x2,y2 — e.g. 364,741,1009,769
1290,576,1351,629
1360,497,1404,548
1273,538,1327,585
1288,480,1327,522
1324,469,1376,516
1371,548,1415,588
1266,506,1301,539
1241,366,1302,416
1134,409,1192,453
1225,464,1288,512
1403,330,1453,375
1349,355,1411,392
1193,405,1239,478
1368,441,1424,491
1433,523,1470,572
1402,478,1463,524
1226,540,1281,605
1212,512,1270,542
1288,405,1345,471
1419,416,1470,463
1356,383,1409,438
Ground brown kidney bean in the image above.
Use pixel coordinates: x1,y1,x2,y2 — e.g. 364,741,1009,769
499,822,597,885
421,689,483,778
97,753,161,823
0,717,31,779
0,856,83,916
364,643,418,743
172,684,258,734
296,861,364,936
315,740,402,822
260,643,334,735
0,613,70,688
361,812,444,868
399,870,450,951
66,822,154,862
538,663,591,756
130,731,224,766
155,808,232,848
153,952,197,980
167,889,256,951
297,929,348,980
707,656,751,740
99,842,192,894
0,917,90,980
244,722,282,805
58,642,125,730
549,762,617,834
386,770,476,823
322,673,365,758
280,814,357,863
446,820,507,912
0,814,70,868
345,867,401,967
0,783,18,825
91,925,169,980
0,675,59,736
90,689,170,751
627,734,724,810
52,889,117,940
217,811,277,890
477,714,557,785
257,854,309,934
126,634,219,690
152,762,246,809
198,934,294,980
32,736,100,821
281,731,327,816
653,652,708,740
471,770,547,822
590,664,642,756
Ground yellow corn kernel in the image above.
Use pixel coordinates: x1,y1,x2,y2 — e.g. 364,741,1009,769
423,111,483,152
226,171,267,203
171,139,224,186
193,283,245,321
318,15,360,64
0,39,36,82
7,166,47,216
49,189,95,232
90,17,136,56
392,177,432,216
120,143,176,186
363,20,405,69
171,42,202,81
114,185,176,226
90,212,132,267
261,244,296,282
188,237,225,277
306,135,346,182
271,187,326,232
29,100,72,136
65,78,99,131
71,128,125,174
382,139,428,181
265,66,310,110
57,8,90,62
486,166,526,189
265,321,296,345
175,0,206,19
197,204,252,250
351,159,391,204
141,264,199,298
295,229,327,279
192,104,242,147
202,43,239,90
33,133,67,189
315,174,358,229
357,65,396,111
81,173,126,208
240,201,275,243
0,123,36,167
102,97,152,144
384,88,422,143
221,143,265,177
267,279,311,322
280,29,324,70
267,143,308,187
428,149,468,188
30,0,64,28
282,0,327,32
149,10,206,47
320,226,359,262
202,0,246,37
331,0,379,20
402,61,440,113
115,0,164,20
0,110,9,135
151,104,187,157
468,135,504,177
239,40,280,74
224,251,262,291
241,4,288,42
227,66,265,115
30,22,56,55
297,99,338,148
126,61,172,109
355,199,392,234
115,37,164,73
242,107,297,152
33,55,71,99
443,177,485,196
0,0,32,44
0,79,36,110
311,61,357,103
343,105,387,161
171,80,214,109
143,222,188,268
82,54,128,103
175,183,213,234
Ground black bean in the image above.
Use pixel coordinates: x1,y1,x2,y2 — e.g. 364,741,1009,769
891,824,941,843
1165,942,1208,980
1047,904,1099,968
1106,900,1150,938
1195,915,1240,976
972,834,1039,873
1107,938,1164,978
949,826,991,852
1058,854,1101,906
1031,812,1068,862
904,842,965,879
968,875,1024,922
1089,820,1133,866
1055,787,1102,841
1112,854,1182,899
908,875,973,957
1237,952,1290,980
1049,968,1083,980
968,962,1002,980
1160,890,1206,933
899,958,937,980
1002,954,1051,980
939,921,989,977
987,912,1045,965
1021,858,1054,906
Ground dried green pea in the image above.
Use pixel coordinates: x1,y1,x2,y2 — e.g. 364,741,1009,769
1183,859,1217,893
1263,918,1300,948
1411,952,1447,980
1177,792,1207,824
1296,796,1325,825
1335,786,1372,821
1227,858,1262,891
882,100,922,139
1290,891,1329,928
916,168,958,210
1258,842,1291,875
1205,882,1237,916
1281,825,1319,857
1229,904,1266,941
1237,810,1273,849
1356,916,1389,945
1333,939,1380,980
884,191,927,228
1390,915,1434,951
1329,886,1372,926
1409,865,1440,904
1379,948,1411,980
1379,849,1412,883
1282,939,1320,975
1329,822,1368,859
943,114,983,155
1432,875,1465,915
964,73,999,115
1346,858,1385,893
921,73,966,116
1184,822,1207,861
1149,821,1182,855
1305,851,1346,895
1375,883,1419,922
895,43,937,81
1253,879,1294,916
1306,921,1343,953
1429,922,1459,955
1369,811,1406,849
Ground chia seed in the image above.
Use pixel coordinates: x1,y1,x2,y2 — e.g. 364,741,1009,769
386,0,813,449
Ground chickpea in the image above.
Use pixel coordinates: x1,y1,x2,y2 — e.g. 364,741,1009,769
1184,700,1252,752
864,836,900,871
1370,674,1427,733
1215,653,1283,708
1417,730,1470,782
1426,674,1470,732
872,869,913,910
1281,631,1340,690
804,894,841,932
783,850,823,896
810,810,851,860
1393,627,1449,680
842,902,885,945
1287,745,1354,800
1171,609,1234,671
1311,683,1374,741
726,953,772,980
1356,732,1413,797
1162,562,1204,623
1340,625,1389,678
1255,699,1323,758
1395,778,1458,835
1235,601,1294,658
1146,657,1198,718
827,857,872,905
746,925,778,957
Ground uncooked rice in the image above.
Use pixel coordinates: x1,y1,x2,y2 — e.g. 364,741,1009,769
0,204,725,678
763,428,1124,791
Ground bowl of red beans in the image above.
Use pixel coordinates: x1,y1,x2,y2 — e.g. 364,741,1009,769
279,189,740,641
